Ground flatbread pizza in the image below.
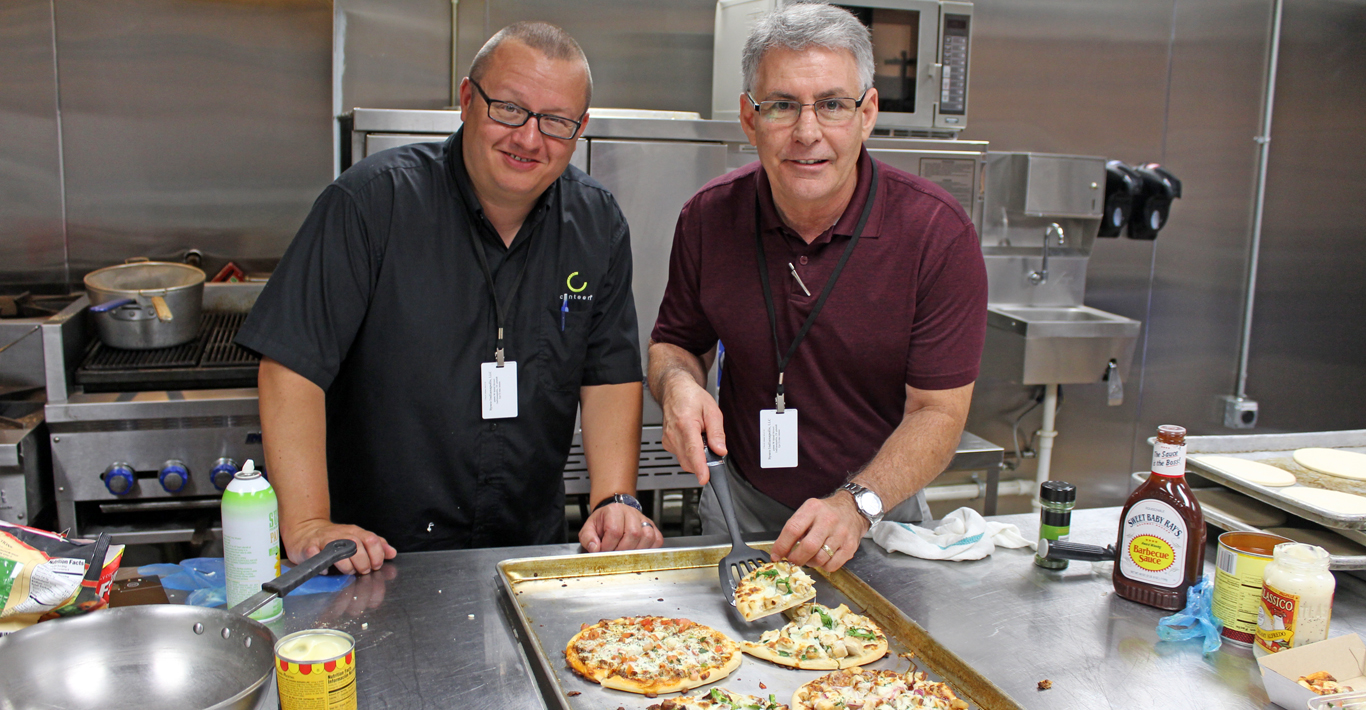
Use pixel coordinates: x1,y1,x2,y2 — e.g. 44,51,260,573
792,655,969,710
735,561,817,622
648,687,789,710
565,615,741,696
742,602,888,670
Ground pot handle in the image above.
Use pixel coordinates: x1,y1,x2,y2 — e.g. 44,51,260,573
263,539,358,598
89,298,135,314
150,295,173,322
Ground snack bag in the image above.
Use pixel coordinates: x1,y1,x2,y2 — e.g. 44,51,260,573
0,521,124,635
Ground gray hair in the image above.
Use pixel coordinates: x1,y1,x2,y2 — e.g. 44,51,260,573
741,1,874,95
469,21,593,111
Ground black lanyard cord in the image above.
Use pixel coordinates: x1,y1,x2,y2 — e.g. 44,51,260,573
467,217,533,366
754,160,879,412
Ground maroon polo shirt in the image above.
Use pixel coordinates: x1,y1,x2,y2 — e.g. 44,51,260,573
651,148,987,508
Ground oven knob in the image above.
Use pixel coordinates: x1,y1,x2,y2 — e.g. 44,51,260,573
104,463,136,496
159,460,189,493
211,458,239,491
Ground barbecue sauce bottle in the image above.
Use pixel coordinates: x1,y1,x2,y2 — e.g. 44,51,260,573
1113,425,1205,611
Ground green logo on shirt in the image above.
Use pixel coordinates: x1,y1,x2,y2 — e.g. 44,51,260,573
566,272,588,293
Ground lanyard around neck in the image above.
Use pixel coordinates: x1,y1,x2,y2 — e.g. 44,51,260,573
466,216,532,366
754,160,879,412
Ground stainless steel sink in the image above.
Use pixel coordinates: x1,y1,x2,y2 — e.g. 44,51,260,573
982,304,1141,384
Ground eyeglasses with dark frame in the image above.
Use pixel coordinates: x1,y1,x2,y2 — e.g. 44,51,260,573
468,78,584,140
745,90,870,126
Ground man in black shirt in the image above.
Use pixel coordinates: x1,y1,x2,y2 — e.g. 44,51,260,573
236,22,658,575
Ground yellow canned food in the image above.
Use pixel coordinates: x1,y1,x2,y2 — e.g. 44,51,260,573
275,629,357,710
1212,531,1290,645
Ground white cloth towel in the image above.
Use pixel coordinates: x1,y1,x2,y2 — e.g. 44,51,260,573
870,507,1034,561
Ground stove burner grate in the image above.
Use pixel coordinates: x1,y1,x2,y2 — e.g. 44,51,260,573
76,312,260,391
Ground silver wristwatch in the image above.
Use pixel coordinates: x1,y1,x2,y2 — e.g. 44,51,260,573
839,482,885,526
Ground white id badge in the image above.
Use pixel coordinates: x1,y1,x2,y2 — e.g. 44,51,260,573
759,408,798,468
480,361,518,419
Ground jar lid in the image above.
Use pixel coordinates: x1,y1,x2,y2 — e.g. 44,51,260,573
1040,480,1076,503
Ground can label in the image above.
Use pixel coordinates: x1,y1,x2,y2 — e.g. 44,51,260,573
1212,541,1274,645
277,631,357,710
1118,499,1187,587
1256,583,1299,654
1151,441,1186,476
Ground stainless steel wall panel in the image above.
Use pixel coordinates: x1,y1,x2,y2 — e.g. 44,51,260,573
336,0,454,113
1245,0,1366,432
0,0,67,287
1125,0,1275,479
53,0,334,279
586,139,729,425
474,0,717,114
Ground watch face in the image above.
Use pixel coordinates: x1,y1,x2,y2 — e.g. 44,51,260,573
855,490,883,516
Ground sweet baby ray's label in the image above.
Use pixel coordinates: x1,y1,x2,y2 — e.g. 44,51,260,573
1119,499,1188,587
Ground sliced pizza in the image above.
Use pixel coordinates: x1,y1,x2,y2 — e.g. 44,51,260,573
742,602,888,670
735,561,817,621
565,616,741,696
792,655,969,710
647,687,790,710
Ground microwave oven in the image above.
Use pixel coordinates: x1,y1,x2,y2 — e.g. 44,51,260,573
712,0,973,136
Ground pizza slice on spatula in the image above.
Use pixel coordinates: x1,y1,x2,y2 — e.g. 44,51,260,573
734,561,816,622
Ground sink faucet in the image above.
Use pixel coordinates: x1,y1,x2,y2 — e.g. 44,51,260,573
1029,223,1065,285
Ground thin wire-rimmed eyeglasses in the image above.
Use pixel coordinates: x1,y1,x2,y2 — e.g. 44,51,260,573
745,90,870,126
468,78,584,140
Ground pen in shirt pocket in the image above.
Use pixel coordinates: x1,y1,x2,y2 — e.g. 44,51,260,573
561,294,568,331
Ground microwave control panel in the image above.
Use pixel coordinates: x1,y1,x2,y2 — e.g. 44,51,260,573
939,13,972,118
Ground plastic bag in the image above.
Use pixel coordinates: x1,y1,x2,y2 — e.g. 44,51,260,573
141,557,352,608
0,521,124,634
1157,575,1223,654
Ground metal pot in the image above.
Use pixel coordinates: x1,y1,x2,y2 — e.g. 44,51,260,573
0,539,356,710
84,259,205,349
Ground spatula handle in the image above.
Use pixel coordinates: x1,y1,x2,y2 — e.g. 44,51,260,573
705,446,746,549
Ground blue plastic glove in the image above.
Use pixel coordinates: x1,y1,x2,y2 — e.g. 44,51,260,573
1157,575,1223,654
141,557,352,608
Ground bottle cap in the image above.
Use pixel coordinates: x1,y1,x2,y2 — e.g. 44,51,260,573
1039,480,1076,503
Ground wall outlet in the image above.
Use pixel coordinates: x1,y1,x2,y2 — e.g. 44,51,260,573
1220,395,1259,429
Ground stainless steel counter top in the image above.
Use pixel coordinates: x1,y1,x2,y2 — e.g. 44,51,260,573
266,507,1366,709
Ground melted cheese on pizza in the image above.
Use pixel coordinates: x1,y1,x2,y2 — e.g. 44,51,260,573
736,562,816,619
795,668,969,710
570,616,736,684
755,603,883,663
648,687,789,710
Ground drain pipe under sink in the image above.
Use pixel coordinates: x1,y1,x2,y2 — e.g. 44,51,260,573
1033,384,1060,507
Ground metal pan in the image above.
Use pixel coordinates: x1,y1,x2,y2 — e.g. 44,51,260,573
498,543,1022,710
84,259,205,349
0,539,356,710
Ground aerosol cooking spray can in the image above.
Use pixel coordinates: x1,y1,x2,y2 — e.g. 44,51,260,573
223,459,283,621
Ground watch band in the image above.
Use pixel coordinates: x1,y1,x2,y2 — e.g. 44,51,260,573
592,493,643,513
839,482,884,525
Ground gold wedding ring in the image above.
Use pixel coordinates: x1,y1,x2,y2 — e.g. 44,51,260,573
821,544,835,557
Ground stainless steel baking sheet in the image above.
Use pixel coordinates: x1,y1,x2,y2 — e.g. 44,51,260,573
1184,430,1366,530
497,543,1021,710
1132,467,1366,570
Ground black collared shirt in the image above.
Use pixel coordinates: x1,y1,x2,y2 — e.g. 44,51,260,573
237,129,641,551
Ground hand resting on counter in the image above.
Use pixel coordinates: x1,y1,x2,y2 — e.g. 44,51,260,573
287,518,397,576
580,502,664,553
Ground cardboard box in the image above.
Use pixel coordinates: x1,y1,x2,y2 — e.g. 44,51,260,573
1258,634,1366,709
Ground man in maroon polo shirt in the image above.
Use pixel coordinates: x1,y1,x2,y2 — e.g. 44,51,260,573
647,2,987,573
